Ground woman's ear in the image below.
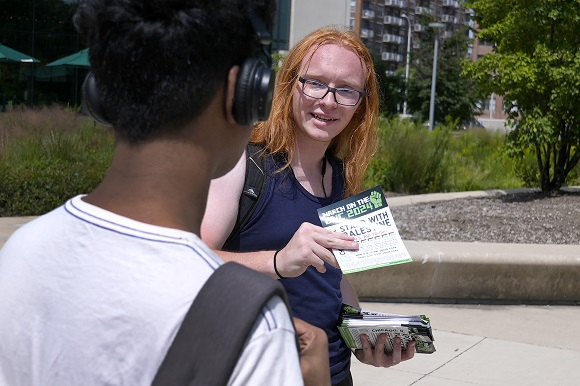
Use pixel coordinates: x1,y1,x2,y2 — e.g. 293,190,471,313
225,66,240,124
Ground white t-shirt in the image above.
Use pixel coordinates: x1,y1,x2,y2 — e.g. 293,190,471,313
0,196,303,386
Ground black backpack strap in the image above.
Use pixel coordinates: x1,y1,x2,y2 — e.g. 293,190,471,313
151,262,295,386
223,143,267,250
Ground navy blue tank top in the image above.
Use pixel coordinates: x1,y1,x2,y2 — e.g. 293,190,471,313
226,152,351,384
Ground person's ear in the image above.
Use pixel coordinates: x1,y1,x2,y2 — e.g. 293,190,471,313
225,66,240,124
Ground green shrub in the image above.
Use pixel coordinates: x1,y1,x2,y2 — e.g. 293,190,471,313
0,106,113,216
0,158,108,216
364,118,535,194
510,147,540,188
446,129,522,191
364,118,453,194
510,145,580,189
567,160,580,186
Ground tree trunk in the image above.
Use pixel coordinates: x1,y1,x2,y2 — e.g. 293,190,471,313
538,145,553,192
539,143,579,193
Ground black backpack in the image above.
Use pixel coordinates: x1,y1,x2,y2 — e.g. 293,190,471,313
151,262,296,386
222,143,268,250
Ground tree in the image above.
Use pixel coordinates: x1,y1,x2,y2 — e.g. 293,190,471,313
372,54,404,117
463,0,580,192
408,24,481,125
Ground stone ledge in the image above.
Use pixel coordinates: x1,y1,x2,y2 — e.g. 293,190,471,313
348,240,580,304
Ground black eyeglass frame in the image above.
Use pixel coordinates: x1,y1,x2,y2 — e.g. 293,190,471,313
298,77,366,106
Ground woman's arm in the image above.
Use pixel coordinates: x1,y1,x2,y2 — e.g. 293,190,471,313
201,151,358,279
201,151,286,278
201,151,246,250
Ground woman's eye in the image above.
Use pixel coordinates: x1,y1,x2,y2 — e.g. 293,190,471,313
308,80,324,87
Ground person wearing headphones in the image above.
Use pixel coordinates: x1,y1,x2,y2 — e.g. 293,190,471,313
202,26,416,386
0,1,329,385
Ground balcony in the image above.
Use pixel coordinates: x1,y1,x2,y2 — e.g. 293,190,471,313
360,29,374,39
442,0,458,7
362,9,375,19
415,6,433,15
441,14,455,23
384,0,405,8
414,23,425,32
381,52,403,62
383,33,404,44
443,30,453,38
384,15,404,26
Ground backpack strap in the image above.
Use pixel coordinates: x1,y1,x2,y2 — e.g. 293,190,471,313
151,262,296,386
222,143,267,250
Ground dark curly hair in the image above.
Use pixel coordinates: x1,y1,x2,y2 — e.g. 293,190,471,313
74,0,275,143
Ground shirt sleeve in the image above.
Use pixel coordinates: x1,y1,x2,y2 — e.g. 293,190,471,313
227,296,304,386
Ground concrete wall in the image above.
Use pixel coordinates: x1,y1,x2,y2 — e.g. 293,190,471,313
348,240,580,304
289,0,351,48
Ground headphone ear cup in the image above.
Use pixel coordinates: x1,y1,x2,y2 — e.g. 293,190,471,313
82,72,112,126
232,58,275,126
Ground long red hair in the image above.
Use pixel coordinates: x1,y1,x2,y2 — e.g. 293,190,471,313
251,26,379,197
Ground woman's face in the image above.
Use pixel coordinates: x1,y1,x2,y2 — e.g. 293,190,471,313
292,43,365,146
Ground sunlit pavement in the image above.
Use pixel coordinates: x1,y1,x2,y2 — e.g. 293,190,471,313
350,302,580,386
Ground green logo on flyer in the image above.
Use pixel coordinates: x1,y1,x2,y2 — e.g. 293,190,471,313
369,190,383,209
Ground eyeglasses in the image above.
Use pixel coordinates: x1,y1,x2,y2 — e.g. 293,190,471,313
298,77,365,106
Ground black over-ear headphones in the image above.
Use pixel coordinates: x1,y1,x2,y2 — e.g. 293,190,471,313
232,6,275,126
82,71,110,126
81,2,275,127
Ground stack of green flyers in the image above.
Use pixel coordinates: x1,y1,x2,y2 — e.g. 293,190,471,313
337,304,436,354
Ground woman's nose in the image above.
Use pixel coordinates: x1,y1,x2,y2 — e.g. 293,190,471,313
319,90,338,108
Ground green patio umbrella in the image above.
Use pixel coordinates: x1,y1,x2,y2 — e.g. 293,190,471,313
46,48,90,68
0,43,40,63
44,49,90,107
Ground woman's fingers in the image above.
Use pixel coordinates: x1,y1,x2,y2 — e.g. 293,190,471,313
280,223,359,276
355,334,416,368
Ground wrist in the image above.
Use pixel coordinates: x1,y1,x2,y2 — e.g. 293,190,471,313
273,249,287,279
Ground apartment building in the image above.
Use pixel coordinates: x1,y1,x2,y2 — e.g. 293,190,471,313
352,0,468,74
470,27,509,125
351,0,507,128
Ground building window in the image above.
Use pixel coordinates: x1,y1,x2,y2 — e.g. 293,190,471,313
479,99,490,111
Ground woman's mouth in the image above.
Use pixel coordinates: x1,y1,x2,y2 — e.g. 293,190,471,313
312,114,337,122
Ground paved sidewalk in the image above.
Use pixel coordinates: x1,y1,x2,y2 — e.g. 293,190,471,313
351,302,580,386
0,216,35,248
